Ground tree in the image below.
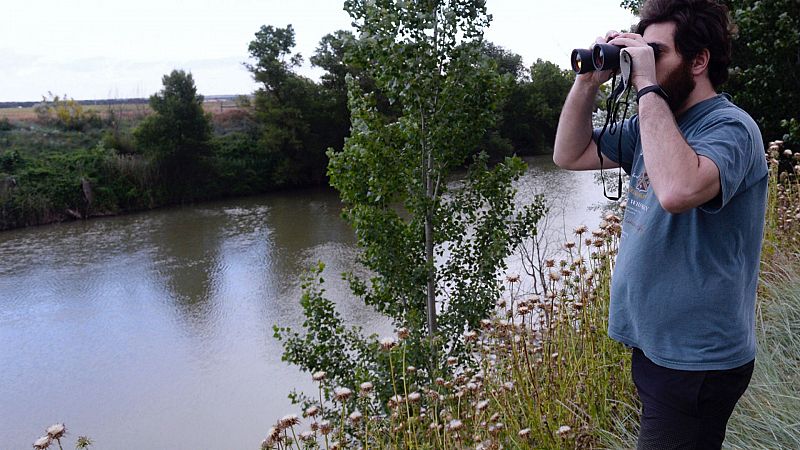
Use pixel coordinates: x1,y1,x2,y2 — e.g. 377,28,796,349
246,25,334,186
275,0,545,408
726,0,800,142
134,70,211,200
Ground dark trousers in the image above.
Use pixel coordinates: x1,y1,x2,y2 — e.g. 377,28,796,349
631,348,754,450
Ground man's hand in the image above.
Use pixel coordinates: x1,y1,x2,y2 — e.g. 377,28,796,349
576,30,620,87
607,33,658,91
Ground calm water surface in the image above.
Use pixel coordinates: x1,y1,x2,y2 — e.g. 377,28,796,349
0,156,609,449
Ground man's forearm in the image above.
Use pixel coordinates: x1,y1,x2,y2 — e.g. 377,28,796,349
553,79,600,168
638,93,720,213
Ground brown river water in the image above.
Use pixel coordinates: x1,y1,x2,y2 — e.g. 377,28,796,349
0,156,610,449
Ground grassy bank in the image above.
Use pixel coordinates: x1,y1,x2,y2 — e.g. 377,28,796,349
258,142,800,449
0,98,327,231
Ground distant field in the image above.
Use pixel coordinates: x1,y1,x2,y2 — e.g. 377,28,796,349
0,99,244,122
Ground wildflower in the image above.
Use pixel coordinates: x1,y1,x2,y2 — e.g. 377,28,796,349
783,149,793,157
464,330,478,341
278,414,300,430
505,273,520,283
503,381,514,391
359,381,373,395
548,271,561,282
46,424,66,440
489,412,501,423
312,371,326,382
574,225,588,235
448,419,464,431
408,391,422,403
480,319,492,329
551,352,559,359
406,365,417,373
476,400,489,411
388,394,404,408
397,327,410,340
466,382,478,391
318,420,333,435
557,425,572,437
299,431,315,442
349,410,363,424
310,421,319,432
75,436,92,449
447,356,458,366
333,387,353,401
305,405,320,417
545,259,555,268
517,304,531,316
379,337,397,351
519,428,531,438
564,241,576,249
33,436,51,450
263,427,282,447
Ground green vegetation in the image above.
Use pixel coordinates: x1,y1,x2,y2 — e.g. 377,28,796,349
260,144,800,450
0,15,574,231
274,0,547,414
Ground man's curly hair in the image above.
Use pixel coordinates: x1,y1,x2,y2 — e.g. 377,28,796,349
636,0,736,87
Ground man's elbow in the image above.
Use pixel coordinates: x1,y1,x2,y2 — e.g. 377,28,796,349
657,192,693,214
552,148,572,169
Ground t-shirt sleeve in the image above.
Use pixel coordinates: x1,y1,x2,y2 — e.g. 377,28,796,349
689,115,754,214
592,115,639,174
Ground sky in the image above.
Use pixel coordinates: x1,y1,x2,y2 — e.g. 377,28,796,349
0,0,636,102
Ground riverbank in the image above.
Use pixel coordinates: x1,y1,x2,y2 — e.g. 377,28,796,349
0,100,332,231
257,141,800,449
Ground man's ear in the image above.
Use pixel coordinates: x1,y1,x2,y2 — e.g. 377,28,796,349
692,48,710,75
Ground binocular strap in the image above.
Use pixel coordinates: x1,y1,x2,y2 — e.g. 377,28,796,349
620,49,633,92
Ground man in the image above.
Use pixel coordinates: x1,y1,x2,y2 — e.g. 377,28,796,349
552,0,768,448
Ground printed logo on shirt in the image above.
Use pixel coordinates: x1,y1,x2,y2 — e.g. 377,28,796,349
634,170,650,193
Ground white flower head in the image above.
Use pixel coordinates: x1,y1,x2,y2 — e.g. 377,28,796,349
33,436,51,450
46,424,66,440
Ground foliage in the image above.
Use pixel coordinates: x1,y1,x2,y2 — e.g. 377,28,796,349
265,215,637,449
133,70,212,201
499,59,575,155
0,144,154,229
274,0,546,417
246,25,341,186
33,93,102,131
726,0,800,143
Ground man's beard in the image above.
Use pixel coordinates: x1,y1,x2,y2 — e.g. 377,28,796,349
661,58,696,113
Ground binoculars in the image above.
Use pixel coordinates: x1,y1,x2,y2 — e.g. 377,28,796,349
571,43,661,74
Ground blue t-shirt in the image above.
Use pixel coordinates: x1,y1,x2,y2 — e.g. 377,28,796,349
592,93,768,370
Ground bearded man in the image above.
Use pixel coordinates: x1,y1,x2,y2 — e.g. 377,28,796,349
552,0,768,448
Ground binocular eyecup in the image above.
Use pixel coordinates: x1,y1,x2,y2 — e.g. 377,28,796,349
571,43,660,74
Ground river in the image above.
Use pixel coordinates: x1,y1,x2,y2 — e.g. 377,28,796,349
0,156,612,449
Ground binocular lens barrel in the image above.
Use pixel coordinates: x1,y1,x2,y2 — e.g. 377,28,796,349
592,43,620,72
570,49,593,74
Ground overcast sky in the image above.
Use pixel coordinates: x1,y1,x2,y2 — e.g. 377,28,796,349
0,0,635,102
